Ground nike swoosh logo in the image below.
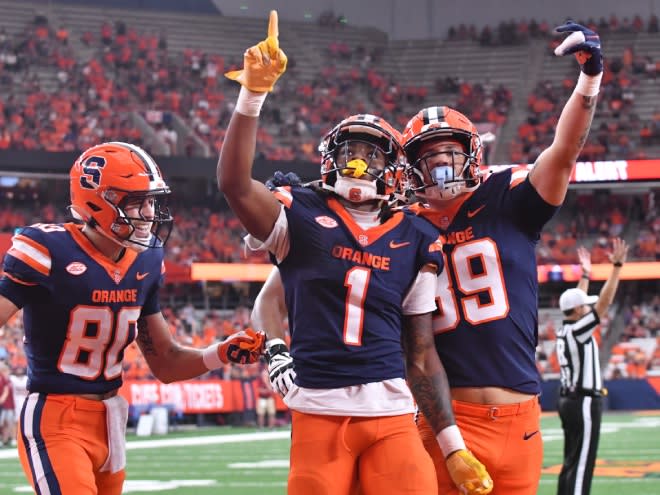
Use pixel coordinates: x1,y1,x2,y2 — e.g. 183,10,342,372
523,430,539,440
136,272,149,281
467,205,486,218
389,241,411,249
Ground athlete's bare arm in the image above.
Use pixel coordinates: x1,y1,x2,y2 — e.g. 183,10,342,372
216,11,286,241
216,113,280,241
402,312,455,432
529,91,598,206
136,312,211,382
0,295,19,328
251,267,287,340
530,22,603,206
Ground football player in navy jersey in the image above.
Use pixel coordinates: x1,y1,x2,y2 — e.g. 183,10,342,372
218,11,491,495
401,21,605,495
0,141,263,495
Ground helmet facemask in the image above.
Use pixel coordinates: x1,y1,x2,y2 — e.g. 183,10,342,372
406,142,481,202
109,189,173,251
320,131,404,204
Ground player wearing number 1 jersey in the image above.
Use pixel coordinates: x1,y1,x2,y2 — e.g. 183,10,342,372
0,142,263,495
217,13,494,495
402,23,603,492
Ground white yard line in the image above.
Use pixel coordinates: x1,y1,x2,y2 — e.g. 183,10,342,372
0,430,291,460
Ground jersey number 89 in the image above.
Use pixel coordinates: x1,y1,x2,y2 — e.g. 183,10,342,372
433,238,510,333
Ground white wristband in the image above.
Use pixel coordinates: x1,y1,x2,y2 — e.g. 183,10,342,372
202,343,224,370
436,425,466,458
575,72,602,97
235,86,268,117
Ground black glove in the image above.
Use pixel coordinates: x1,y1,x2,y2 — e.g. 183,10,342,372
265,338,296,397
265,170,302,191
554,21,603,75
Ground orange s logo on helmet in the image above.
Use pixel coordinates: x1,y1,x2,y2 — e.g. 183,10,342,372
69,142,173,251
402,106,484,201
318,114,405,201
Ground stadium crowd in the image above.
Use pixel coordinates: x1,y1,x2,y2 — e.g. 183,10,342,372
0,12,658,163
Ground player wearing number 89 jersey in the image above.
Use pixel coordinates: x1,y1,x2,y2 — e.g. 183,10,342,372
0,142,264,495
403,99,599,494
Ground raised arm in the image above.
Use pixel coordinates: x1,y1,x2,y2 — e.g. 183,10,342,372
216,10,288,241
577,245,592,293
529,21,603,206
593,238,628,319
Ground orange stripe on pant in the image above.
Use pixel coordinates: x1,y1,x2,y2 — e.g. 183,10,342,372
289,411,437,495
18,393,125,495
418,396,543,495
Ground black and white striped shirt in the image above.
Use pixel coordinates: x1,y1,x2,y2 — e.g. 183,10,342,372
556,310,602,392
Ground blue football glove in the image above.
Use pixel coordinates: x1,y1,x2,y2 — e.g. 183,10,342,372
554,21,603,75
265,170,302,191
265,338,296,397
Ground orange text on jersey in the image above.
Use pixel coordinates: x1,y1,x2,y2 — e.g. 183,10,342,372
440,227,474,246
91,289,138,303
331,246,391,271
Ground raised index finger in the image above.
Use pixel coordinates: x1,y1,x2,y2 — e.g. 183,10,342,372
268,10,279,39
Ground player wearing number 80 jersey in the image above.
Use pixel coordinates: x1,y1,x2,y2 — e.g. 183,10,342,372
0,142,264,495
4,222,165,395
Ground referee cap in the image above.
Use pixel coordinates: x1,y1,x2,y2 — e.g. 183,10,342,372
559,288,599,311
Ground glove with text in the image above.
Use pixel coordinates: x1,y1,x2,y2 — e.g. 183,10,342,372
218,329,265,364
225,10,287,92
554,21,603,75
265,338,296,397
446,449,494,495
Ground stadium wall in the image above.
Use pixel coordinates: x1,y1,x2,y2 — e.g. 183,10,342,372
540,379,660,411
40,0,657,40
119,378,659,416
213,0,657,40
0,150,312,182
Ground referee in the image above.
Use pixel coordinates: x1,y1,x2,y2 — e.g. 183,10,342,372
555,237,628,495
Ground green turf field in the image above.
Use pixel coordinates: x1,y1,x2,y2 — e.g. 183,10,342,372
1,412,658,494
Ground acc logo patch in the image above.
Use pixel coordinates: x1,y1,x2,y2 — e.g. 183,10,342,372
315,216,338,228
66,262,87,276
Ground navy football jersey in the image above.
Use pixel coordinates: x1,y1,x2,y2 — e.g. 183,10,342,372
0,223,164,395
274,187,444,389
411,168,559,394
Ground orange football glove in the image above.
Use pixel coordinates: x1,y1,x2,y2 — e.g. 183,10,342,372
225,10,287,92
218,328,266,364
446,450,493,495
